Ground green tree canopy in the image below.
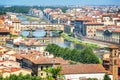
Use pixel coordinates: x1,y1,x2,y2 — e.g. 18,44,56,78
0,73,42,80
79,47,99,64
103,74,111,80
46,44,100,64
44,66,63,80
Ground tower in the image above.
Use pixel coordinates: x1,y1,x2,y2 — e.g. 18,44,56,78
109,45,118,80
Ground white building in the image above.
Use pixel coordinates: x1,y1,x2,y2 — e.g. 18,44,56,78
60,64,112,80
29,8,43,18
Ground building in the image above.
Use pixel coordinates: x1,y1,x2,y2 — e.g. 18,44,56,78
95,25,120,44
64,25,74,34
84,22,104,38
0,67,31,78
28,8,43,18
103,45,119,80
6,38,49,51
0,49,16,61
109,45,118,80
60,64,112,80
0,28,10,46
11,18,21,34
102,14,116,25
14,51,69,78
0,47,32,78
114,18,120,26
74,17,94,36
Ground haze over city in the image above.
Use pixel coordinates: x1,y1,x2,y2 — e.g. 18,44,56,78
1,0,120,6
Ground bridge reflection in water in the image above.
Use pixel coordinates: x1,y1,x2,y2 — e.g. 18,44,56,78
21,30,59,38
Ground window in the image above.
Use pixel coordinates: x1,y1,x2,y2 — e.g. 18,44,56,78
41,66,43,70
46,66,48,68
114,50,117,56
114,60,117,65
41,73,43,76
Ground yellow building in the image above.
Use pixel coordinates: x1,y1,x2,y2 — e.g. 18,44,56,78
12,18,21,34
84,22,104,38
0,28,10,46
109,45,118,80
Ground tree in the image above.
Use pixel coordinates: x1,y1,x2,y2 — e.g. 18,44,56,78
0,71,3,80
44,66,63,80
79,47,99,64
1,73,42,80
103,74,111,80
45,44,100,64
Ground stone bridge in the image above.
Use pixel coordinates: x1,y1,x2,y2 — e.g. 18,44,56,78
21,24,64,31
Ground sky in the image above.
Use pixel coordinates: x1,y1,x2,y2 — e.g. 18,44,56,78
1,0,120,6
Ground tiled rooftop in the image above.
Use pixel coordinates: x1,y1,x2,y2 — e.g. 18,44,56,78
60,64,107,74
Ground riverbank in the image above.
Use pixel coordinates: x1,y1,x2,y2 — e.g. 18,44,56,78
61,33,100,49
22,15,40,21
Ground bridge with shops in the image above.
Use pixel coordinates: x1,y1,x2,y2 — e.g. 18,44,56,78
21,24,64,37
21,24,64,31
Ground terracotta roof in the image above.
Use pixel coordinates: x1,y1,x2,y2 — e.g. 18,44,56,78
1,67,32,73
105,25,120,28
113,29,120,33
1,67,21,73
22,53,69,65
60,64,107,74
96,27,104,30
102,14,116,17
55,57,69,64
0,20,4,25
22,54,60,64
12,18,21,23
109,45,118,49
0,28,9,33
96,25,120,32
12,53,24,60
106,71,112,75
74,17,94,21
84,22,104,25
0,53,3,56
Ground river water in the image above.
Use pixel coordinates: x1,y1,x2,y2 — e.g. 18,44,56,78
18,15,85,50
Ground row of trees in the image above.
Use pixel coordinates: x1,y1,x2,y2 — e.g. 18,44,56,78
45,44,100,64
0,11,6,15
0,6,30,14
0,6,68,14
0,73,42,80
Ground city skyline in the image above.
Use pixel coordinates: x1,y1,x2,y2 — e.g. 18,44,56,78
1,0,120,6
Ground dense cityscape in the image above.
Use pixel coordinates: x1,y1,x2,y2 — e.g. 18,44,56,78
0,0,120,80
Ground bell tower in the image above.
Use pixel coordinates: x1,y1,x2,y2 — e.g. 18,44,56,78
109,45,118,80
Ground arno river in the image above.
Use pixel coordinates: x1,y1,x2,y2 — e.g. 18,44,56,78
18,15,85,50
18,15,107,58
